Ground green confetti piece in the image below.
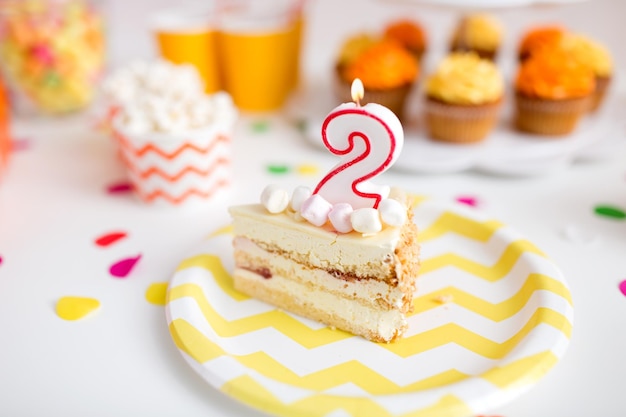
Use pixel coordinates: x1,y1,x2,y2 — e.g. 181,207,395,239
267,164,290,175
250,120,270,133
295,119,307,133
594,205,626,220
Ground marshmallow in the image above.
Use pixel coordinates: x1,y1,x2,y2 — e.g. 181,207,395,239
328,203,354,233
378,198,407,227
351,208,382,234
300,194,332,227
290,186,311,211
261,185,290,214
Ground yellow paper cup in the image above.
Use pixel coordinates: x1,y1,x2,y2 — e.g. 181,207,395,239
217,0,304,112
152,4,221,94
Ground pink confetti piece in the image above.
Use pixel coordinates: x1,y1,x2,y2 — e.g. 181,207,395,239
94,231,127,247
0,255,3,265
109,254,141,278
456,196,478,207
106,181,133,194
619,280,626,297
11,138,31,151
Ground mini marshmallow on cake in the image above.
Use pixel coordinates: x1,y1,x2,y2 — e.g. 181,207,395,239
106,60,237,205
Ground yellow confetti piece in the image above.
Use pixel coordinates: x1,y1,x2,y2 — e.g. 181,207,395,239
145,282,169,306
296,164,319,176
55,296,100,321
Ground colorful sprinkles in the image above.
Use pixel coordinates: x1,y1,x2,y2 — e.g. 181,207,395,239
109,254,142,278
106,181,133,194
56,296,100,321
456,196,479,207
94,231,128,247
250,120,270,133
594,205,626,220
267,164,290,175
145,282,169,306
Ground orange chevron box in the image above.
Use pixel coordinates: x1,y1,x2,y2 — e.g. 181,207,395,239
112,120,233,206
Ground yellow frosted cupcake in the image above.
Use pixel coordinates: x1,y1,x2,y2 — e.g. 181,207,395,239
450,13,503,60
514,49,595,135
424,52,504,143
561,34,613,111
335,40,419,120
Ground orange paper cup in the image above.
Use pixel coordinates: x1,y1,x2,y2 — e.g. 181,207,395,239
217,0,304,111
152,5,222,94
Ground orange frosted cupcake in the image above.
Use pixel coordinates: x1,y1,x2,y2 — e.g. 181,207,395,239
450,13,503,60
561,34,613,111
335,40,419,120
424,52,504,143
515,49,595,135
518,25,566,61
383,19,428,61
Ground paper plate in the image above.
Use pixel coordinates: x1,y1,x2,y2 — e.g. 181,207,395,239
378,0,589,8
165,198,573,417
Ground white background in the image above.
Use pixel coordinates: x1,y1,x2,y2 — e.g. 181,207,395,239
1,0,626,416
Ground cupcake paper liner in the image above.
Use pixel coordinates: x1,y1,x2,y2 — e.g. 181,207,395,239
589,75,611,112
424,98,502,143
514,93,591,136
112,118,233,206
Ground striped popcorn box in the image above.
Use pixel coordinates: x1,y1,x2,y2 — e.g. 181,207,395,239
112,118,234,206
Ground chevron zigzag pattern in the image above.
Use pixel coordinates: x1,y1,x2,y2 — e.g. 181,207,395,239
113,129,232,205
166,198,573,417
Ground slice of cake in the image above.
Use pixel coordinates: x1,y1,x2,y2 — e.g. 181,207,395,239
229,78,420,342
229,187,420,343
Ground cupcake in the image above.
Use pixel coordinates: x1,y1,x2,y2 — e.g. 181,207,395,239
450,13,503,60
108,61,237,205
424,52,504,143
561,34,613,112
518,25,566,61
335,40,419,120
514,49,595,135
383,18,428,62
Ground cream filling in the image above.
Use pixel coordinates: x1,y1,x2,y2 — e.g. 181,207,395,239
234,268,406,341
234,236,410,309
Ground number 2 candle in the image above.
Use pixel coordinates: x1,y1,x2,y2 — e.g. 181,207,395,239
313,78,404,210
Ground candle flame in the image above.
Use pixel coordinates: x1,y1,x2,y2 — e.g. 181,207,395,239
351,78,364,106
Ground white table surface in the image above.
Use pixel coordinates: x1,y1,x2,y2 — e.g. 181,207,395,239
1,0,626,416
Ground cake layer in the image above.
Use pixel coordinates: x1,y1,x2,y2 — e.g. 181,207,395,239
233,236,414,311
233,268,407,343
229,204,420,286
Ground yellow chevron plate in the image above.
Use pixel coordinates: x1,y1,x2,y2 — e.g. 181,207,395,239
166,198,573,417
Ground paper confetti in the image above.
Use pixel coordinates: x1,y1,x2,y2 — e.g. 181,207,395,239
0,255,3,265
94,231,127,247
109,254,142,278
297,164,319,176
106,181,133,194
145,282,169,306
456,196,478,207
619,280,626,298
267,164,289,175
250,120,270,133
594,205,626,220
11,138,31,151
56,296,100,320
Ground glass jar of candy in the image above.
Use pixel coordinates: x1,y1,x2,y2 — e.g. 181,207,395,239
0,0,105,115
